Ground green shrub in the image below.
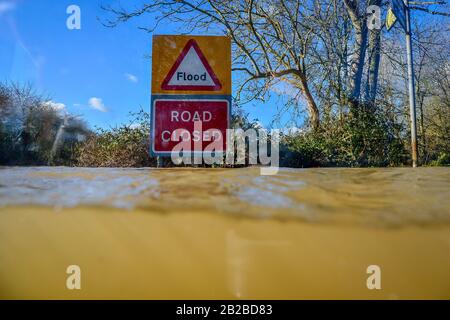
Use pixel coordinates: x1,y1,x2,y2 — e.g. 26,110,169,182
74,110,156,167
280,108,408,168
429,152,450,166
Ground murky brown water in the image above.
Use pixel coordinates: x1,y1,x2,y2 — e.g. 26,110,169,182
0,167,449,299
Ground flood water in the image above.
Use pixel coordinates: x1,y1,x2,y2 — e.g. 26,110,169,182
0,166,449,299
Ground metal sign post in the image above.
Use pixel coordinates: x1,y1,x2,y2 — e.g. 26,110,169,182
388,0,419,167
404,0,419,167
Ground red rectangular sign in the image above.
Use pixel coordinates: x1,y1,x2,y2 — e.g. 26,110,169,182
152,99,229,154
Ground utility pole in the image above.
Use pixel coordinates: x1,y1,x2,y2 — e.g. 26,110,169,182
405,0,419,167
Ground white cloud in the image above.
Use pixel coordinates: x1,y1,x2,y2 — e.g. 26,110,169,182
254,121,264,129
44,101,66,111
271,81,300,99
0,1,15,15
129,123,141,129
282,127,305,135
88,97,108,112
125,73,138,83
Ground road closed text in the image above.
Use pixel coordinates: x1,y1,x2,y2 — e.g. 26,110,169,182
153,99,229,153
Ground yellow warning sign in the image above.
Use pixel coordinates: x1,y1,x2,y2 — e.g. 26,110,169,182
152,35,231,95
386,8,398,31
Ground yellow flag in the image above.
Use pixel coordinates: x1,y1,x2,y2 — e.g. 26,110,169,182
386,8,398,31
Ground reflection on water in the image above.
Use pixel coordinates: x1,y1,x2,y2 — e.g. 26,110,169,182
1,166,449,226
0,166,449,299
226,229,293,298
0,167,159,209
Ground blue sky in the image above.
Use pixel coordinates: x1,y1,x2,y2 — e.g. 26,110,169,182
0,0,296,130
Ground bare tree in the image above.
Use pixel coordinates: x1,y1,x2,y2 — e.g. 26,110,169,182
101,0,322,128
342,0,370,105
101,0,449,129
342,0,448,107
379,14,449,163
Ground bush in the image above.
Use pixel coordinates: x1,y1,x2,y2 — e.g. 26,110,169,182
0,82,89,165
429,152,450,166
74,110,156,167
280,108,408,168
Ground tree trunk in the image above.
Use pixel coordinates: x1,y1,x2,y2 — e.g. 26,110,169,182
343,0,369,107
298,74,320,129
366,0,382,104
350,26,368,104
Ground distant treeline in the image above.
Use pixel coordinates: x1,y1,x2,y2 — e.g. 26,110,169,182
0,82,448,168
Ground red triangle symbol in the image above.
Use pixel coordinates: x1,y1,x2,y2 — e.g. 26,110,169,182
161,39,222,91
